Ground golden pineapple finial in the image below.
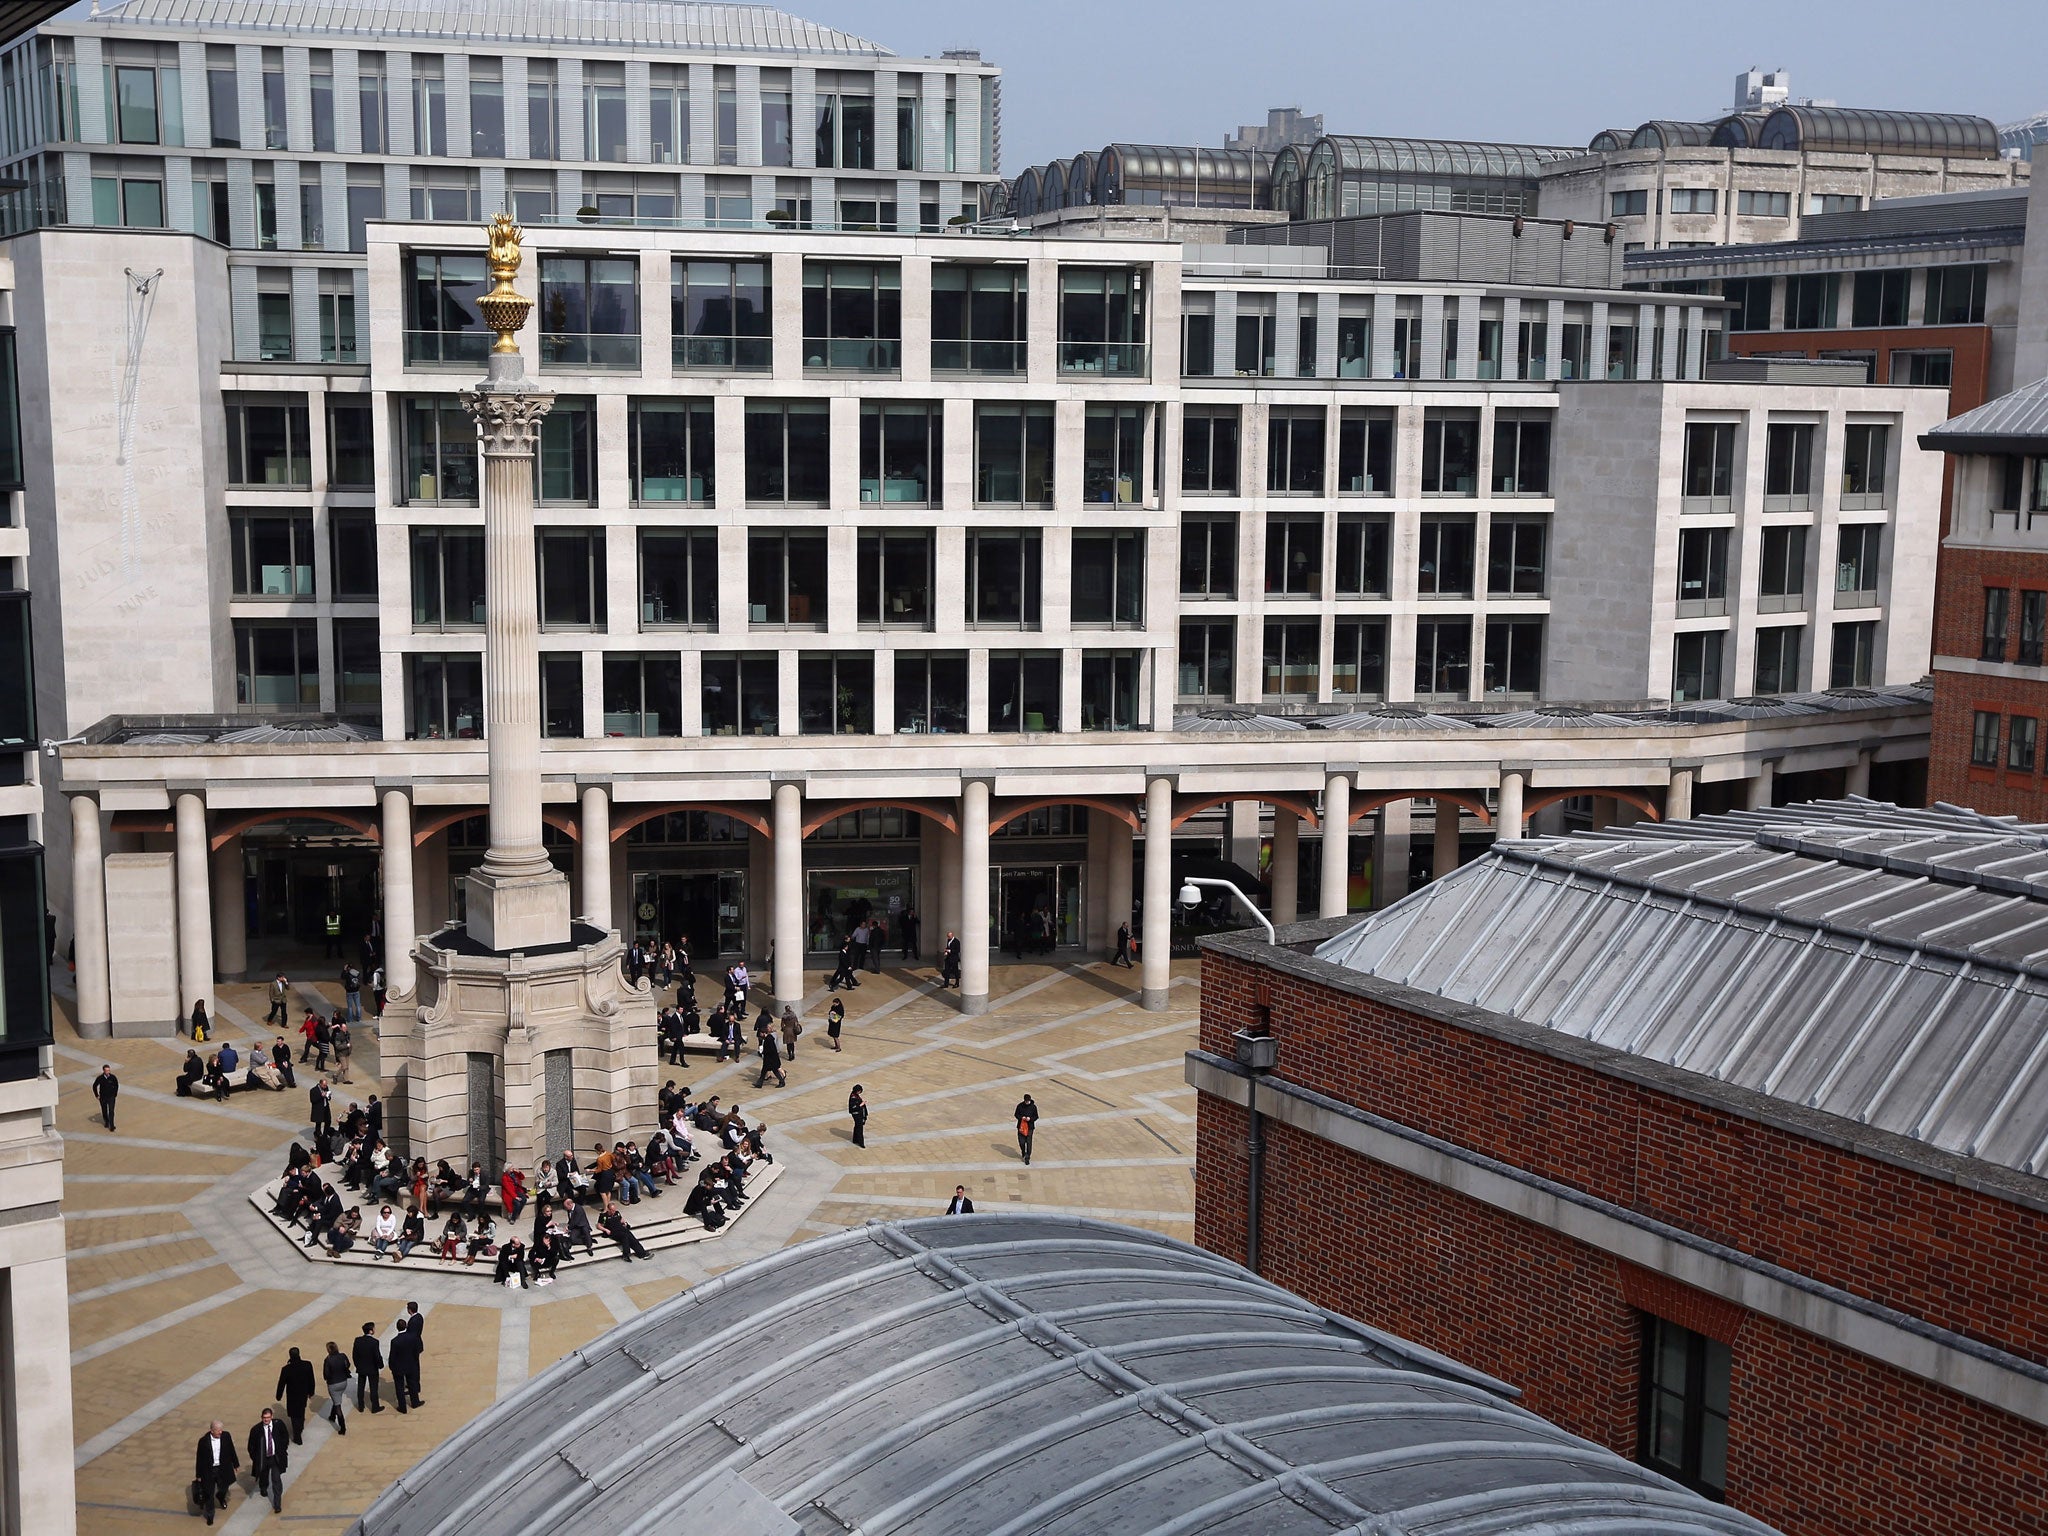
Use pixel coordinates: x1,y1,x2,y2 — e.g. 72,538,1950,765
478,213,530,356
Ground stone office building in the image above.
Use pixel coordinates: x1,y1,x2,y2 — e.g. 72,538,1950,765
8,205,1952,1042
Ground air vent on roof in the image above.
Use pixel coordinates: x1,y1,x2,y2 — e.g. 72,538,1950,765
1825,687,1880,699
1199,707,1258,721
1373,707,1426,720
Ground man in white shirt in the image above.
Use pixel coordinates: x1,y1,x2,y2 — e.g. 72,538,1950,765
193,1418,239,1523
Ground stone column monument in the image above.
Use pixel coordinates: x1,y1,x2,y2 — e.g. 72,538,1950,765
382,216,654,1173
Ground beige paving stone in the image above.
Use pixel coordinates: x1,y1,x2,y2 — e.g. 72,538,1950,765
69,1264,244,1351
524,1293,614,1376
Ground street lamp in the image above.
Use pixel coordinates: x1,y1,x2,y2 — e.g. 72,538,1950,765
1177,876,1275,943
1232,1025,1278,1274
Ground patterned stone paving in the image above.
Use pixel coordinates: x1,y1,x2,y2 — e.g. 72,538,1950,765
52,955,1200,1532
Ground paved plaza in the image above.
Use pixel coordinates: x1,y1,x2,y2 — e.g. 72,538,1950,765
51,958,1200,1533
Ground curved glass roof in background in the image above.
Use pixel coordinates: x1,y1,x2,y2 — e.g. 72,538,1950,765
1041,158,1070,209
1710,112,1768,147
1065,150,1097,207
352,1215,1786,1536
1010,165,1043,218
1756,106,2001,156
1587,128,1634,152
1629,120,1718,149
1271,141,1310,216
1099,143,1273,201
1316,134,1580,178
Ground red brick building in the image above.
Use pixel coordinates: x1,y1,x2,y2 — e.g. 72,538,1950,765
1189,801,2048,1536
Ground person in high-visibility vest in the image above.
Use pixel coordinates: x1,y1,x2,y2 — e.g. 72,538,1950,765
324,910,343,958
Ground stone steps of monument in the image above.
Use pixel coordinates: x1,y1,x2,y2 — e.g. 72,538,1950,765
248,1161,782,1276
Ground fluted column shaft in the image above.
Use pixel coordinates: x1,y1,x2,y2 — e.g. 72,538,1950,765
477,440,551,877
580,785,612,931
381,789,416,995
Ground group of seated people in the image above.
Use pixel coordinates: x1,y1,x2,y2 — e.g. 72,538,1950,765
176,1037,301,1099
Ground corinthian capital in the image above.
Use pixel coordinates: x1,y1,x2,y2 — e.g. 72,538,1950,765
463,386,556,454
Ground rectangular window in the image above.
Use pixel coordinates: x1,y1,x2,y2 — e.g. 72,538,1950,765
225,394,311,487
1672,631,1724,703
968,532,1043,628
813,85,875,169
1559,321,1592,380
1070,531,1144,628
601,656,682,738
2010,716,2038,773
1474,317,1503,381
1784,273,1838,330
1836,525,1881,606
1233,311,1276,377
401,398,477,504
797,654,873,735
356,56,386,153
1060,266,1147,376
1829,621,1876,687
1638,1316,1730,1500
630,399,714,504
671,259,770,371
1764,422,1815,510
409,57,446,155
974,403,1054,506
1668,187,1717,214
648,64,688,164
932,264,1027,374
1422,409,1480,495
536,529,604,630
700,655,778,736
1441,317,1459,379
233,619,318,710
525,61,555,158
1336,513,1391,597
1180,514,1236,599
468,60,504,157
409,528,485,628
1737,189,1790,218
1606,324,1638,380
1178,620,1234,702
1491,414,1552,496
1753,625,1803,694
1417,516,1476,597
802,260,901,372
1677,527,1729,614
1841,423,1890,509
714,65,738,164
306,61,335,151
407,252,489,365
1809,193,1862,215
539,653,582,738
208,64,239,148
1890,349,1952,388
988,651,1061,732
1264,516,1322,596
329,511,377,601
1483,618,1542,697
1517,319,1548,381
1971,709,2002,768
328,398,372,487
581,62,626,162
760,82,792,167
539,256,640,370
857,531,933,628
1079,651,1143,731
1083,404,1146,504
347,181,383,254
743,401,830,505
1332,619,1387,700
1851,269,1910,328
1338,408,1393,495
896,92,919,170
1723,278,1772,332
1610,188,1649,217
113,64,162,144
639,530,717,629
317,283,355,361
1266,408,1325,494
1487,517,1547,597
1181,407,1239,494
229,512,314,597
407,654,482,739
1392,315,1421,379
1261,619,1319,700
860,401,941,505
1924,264,1988,326
1758,525,1806,611
536,398,593,504
2020,591,2046,667
1981,587,2010,663
747,532,828,628
1682,422,1736,509
1337,315,1370,378
256,289,291,360
1182,312,1214,377
893,653,967,734
1414,619,1472,700
334,617,380,717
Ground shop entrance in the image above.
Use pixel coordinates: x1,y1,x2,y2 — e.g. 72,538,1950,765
806,867,916,955
631,871,746,956
994,864,1083,954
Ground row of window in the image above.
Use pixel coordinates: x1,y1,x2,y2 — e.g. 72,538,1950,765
1679,523,1883,616
1985,455,2048,527
1612,187,1842,221
1979,587,2048,665
1722,265,1989,332
1182,310,1692,384
1181,511,1545,600
1970,711,2044,773
75,48,977,173
1680,420,1892,510
1185,408,1548,498
1178,616,1541,703
1673,620,1875,703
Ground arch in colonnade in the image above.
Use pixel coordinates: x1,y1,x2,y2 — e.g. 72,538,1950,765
1168,792,1321,831
1347,790,1494,827
411,807,581,847
988,796,1142,834
800,800,959,838
205,808,381,852
1517,788,1664,827
606,802,773,841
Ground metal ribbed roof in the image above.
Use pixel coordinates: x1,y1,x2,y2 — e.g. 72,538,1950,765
1173,708,1311,734
351,1215,1781,1536
1313,707,1479,733
1629,120,1717,149
1923,376,2048,454
1755,106,2001,157
86,0,891,53
1320,135,1579,178
1318,799,2048,1180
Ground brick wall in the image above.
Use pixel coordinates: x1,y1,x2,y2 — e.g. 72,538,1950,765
1198,951,2048,1366
1930,539,2048,816
1197,1101,2048,1536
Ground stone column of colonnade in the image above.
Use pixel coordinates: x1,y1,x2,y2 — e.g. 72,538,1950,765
1319,773,1351,918
69,793,110,1037
1141,776,1173,1009
772,781,804,1010
1270,809,1298,926
1496,771,1527,842
173,791,213,1022
1433,801,1461,881
1106,816,1134,954
210,834,247,983
958,780,991,1014
1665,766,1696,823
579,783,612,932
1747,757,1778,811
380,788,416,997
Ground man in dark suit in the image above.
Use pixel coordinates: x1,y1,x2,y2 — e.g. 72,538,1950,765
91,1065,118,1130
365,1094,384,1144
309,1078,332,1136
274,1346,316,1443
350,1322,384,1413
247,1406,289,1513
946,1185,974,1215
388,1313,424,1412
194,1418,238,1524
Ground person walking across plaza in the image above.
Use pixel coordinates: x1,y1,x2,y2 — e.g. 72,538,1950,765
268,972,291,1028
1015,1093,1040,1165
1114,920,1134,968
274,1345,315,1444
194,1418,239,1524
778,1004,802,1062
320,1340,350,1434
341,961,363,1022
91,1063,118,1130
941,931,961,989
351,1322,384,1414
847,1084,869,1148
946,1185,974,1214
247,1406,289,1514
756,1026,786,1089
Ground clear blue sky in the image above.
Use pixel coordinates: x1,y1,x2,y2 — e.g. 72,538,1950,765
818,0,2047,172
